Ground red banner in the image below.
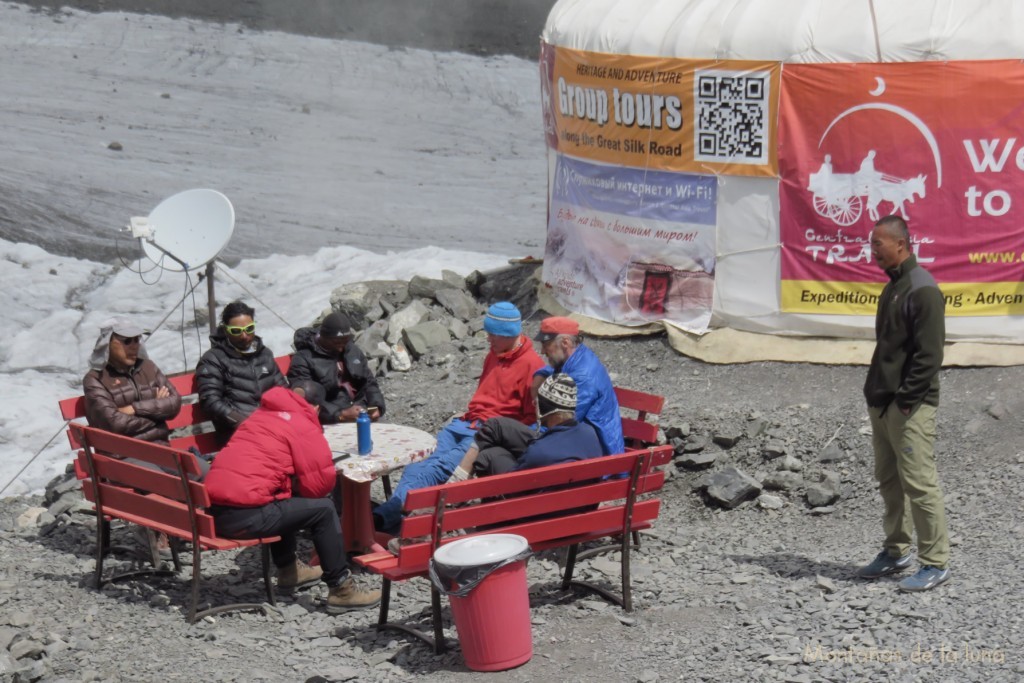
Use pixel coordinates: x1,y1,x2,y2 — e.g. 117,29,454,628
779,60,1024,315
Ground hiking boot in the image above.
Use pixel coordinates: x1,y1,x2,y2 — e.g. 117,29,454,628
134,526,172,561
325,578,381,614
898,565,951,592
276,559,323,592
857,550,913,579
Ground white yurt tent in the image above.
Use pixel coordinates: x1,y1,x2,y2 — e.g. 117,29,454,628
539,0,1024,361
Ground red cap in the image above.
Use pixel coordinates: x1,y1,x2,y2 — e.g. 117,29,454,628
533,316,580,342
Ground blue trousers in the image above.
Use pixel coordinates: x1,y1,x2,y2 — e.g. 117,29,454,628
374,420,475,531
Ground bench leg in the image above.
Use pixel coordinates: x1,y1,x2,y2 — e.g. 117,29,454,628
377,578,392,627
431,587,446,654
189,548,203,623
261,544,276,607
372,578,448,654
562,540,634,611
561,543,579,590
94,517,106,589
621,529,633,613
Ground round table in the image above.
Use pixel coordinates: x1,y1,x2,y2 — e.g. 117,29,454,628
323,422,435,552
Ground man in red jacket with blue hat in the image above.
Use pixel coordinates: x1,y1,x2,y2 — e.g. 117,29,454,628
204,382,380,613
372,302,544,534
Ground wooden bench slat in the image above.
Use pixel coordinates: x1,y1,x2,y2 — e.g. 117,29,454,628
403,448,670,510
167,372,199,396
621,419,660,446
169,433,219,455
166,402,210,430
381,500,661,575
59,395,86,422
81,481,217,538
78,452,211,507
400,471,666,538
71,426,203,477
615,386,665,415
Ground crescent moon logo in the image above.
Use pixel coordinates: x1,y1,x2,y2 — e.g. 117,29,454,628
869,77,886,96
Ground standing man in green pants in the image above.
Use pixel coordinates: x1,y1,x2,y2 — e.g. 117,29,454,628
858,215,951,592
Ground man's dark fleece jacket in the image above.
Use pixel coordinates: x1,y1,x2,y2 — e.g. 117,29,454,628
287,327,385,423
863,254,945,412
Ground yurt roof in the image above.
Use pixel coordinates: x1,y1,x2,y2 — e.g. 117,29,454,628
542,0,1024,62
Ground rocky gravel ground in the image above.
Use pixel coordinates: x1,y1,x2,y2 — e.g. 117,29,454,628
3,325,1024,682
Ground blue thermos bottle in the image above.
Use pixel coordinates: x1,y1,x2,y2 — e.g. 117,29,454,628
356,408,373,456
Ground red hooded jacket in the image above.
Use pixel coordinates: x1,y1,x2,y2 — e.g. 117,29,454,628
205,387,336,507
463,335,545,425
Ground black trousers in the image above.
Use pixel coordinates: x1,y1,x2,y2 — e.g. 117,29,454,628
212,497,349,587
472,417,537,477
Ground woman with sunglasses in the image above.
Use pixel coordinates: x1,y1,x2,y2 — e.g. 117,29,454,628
196,301,287,446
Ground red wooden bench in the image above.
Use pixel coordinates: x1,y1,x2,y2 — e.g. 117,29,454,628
615,386,665,449
68,422,282,622
354,444,673,653
59,355,293,455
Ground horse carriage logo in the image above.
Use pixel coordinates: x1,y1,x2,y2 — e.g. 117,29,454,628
807,150,927,227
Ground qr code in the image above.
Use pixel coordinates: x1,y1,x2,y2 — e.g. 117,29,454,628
694,69,770,165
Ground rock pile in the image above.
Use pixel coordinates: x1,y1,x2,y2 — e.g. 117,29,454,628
658,406,854,513
322,263,541,377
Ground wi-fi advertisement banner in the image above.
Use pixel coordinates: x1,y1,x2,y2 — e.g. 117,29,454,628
543,155,718,333
779,60,1024,316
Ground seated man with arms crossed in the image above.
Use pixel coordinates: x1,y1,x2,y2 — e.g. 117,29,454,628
204,381,380,613
83,317,183,558
372,302,544,534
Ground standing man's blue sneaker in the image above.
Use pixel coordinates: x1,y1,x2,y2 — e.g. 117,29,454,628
857,550,914,579
898,566,950,592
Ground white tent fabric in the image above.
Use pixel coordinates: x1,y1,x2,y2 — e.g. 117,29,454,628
541,0,1024,343
542,0,1024,63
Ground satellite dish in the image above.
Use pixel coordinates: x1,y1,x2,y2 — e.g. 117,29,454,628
136,189,234,271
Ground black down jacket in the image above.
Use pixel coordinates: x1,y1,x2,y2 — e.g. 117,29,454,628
287,326,386,423
196,330,287,444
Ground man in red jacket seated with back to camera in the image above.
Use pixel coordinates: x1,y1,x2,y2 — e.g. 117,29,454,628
203,382,380,614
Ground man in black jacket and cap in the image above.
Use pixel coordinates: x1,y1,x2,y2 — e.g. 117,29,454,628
288,311,386,423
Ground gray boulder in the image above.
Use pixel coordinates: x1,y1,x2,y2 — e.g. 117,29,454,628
354,319,389,357
712,428,742,448
408,274,453,300
435,288,480,322
329,280,408,330
470,262,543,315
806,471,842,507
761,440,787,459
762,471,804,491
705,466,763,509
441,269,467,290
386,300,430,344
677,451,718,469
402,321,451,358
388,343,412,372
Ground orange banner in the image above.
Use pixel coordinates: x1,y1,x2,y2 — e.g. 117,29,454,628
541,45,780,177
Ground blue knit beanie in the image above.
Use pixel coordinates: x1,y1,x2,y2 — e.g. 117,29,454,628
483,301,522,337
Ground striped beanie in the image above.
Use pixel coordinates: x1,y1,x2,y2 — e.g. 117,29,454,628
483,301,522,337
537,374,578,417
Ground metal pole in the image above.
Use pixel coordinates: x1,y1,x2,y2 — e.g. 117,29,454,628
206,262,217,335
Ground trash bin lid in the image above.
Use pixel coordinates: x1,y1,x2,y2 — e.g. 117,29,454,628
433,533,528,567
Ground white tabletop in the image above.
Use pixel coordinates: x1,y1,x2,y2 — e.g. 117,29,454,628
323,422,436,483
